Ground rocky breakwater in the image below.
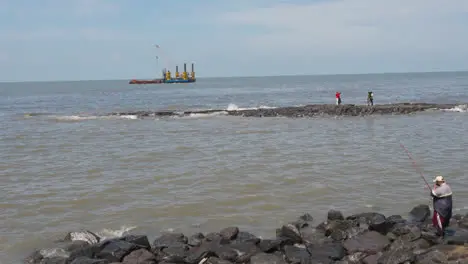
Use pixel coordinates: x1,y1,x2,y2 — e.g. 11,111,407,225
226,103,460,118
110,103,460,119
24,204,468,264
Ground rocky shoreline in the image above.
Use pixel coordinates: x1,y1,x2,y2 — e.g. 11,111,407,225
25,204,468,264
108,103,461,119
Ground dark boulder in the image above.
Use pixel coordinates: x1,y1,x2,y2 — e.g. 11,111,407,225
325,220,366,241
276,224,302,244
38,257,68,264
63,241,92,253
283,245,311,264
68,244,101,262
232,231,259,244
96,240,139,262
386,215,406,224
203,233,231,246
420,225,442,245
341,252,368,264
368,214,394,235
408,204,431,223
343,231,390,255
69,257,110,264
316,221,327,233
152,233,188,248
258,239,282,253
212,245,239,262
308,242,345,262
444,227,468,245
184,245,216,264
389,223,421,242
229,241,261,262
119,235,151,250
327,210,345,221
155,244,190,263
203,256,234,264
362,252,382,264
415,244,468,263
187,233,205,247
250,252,287,264
121,249,156,264
299,226,330,245
219,227,239,240
376,238,417,264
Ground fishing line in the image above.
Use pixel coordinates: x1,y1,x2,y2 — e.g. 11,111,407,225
399,142,431,190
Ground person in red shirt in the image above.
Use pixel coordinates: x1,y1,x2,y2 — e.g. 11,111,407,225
335,92,342,105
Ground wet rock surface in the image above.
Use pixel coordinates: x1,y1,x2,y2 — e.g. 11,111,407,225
24,204,468,264
108,103,461,119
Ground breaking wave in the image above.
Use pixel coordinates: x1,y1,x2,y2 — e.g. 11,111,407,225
37,225,138,259
23,113,138,122
226,103,277,111
441,104,467,113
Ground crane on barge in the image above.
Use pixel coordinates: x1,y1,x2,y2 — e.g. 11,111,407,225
129,44,196,85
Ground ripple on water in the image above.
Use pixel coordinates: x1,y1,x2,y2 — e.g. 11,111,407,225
1,102,468,262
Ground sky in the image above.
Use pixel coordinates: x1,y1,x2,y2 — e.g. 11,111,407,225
1,0,468,82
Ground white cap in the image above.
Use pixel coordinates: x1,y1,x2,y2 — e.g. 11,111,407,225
433,175,445,182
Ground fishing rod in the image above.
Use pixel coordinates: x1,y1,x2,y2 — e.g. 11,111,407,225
399,142,432,190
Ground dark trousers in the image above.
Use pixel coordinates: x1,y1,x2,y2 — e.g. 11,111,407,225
432,211,450,236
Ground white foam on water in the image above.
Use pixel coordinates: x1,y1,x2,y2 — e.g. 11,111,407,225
33,226,138,260
226,103,277,111
51,114,138,122
441,104,467,113
96,225,138,241
187,111,228,118
39,248,69,258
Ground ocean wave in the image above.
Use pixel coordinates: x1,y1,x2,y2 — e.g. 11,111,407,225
23,113,139,122
441,104,467,113
35,225,137,259
226,103,277,111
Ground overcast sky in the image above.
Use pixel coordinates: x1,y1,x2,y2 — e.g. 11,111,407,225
1,0,468,82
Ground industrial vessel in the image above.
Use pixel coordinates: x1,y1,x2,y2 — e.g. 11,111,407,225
129,63,196,84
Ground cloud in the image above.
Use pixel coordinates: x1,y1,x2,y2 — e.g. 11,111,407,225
6,0,120,19
1,0,468,81
0,28,137,42
218,0,468,57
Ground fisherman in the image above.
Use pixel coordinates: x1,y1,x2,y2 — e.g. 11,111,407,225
336,92,342,105
367,91,374,106
430,175,453,237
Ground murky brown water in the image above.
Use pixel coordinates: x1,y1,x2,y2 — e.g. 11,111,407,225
1,73,467,263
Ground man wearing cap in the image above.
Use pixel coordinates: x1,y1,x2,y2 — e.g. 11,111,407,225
430,175,453,236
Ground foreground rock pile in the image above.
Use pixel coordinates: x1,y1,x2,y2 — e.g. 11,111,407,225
109,103,460,119
25,204,468,264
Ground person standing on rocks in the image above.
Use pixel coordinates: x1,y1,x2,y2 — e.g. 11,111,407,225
367,91,374,106
336,92,342,105
430,175,453,237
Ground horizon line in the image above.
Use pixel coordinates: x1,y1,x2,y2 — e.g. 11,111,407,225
1,69,468,84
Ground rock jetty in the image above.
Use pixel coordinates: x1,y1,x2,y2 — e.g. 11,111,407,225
110,103,460,119
25,204,468,264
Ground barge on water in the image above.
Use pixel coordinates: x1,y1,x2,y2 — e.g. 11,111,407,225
129,63,196,84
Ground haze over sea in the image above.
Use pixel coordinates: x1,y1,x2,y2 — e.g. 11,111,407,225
1,72,468,263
